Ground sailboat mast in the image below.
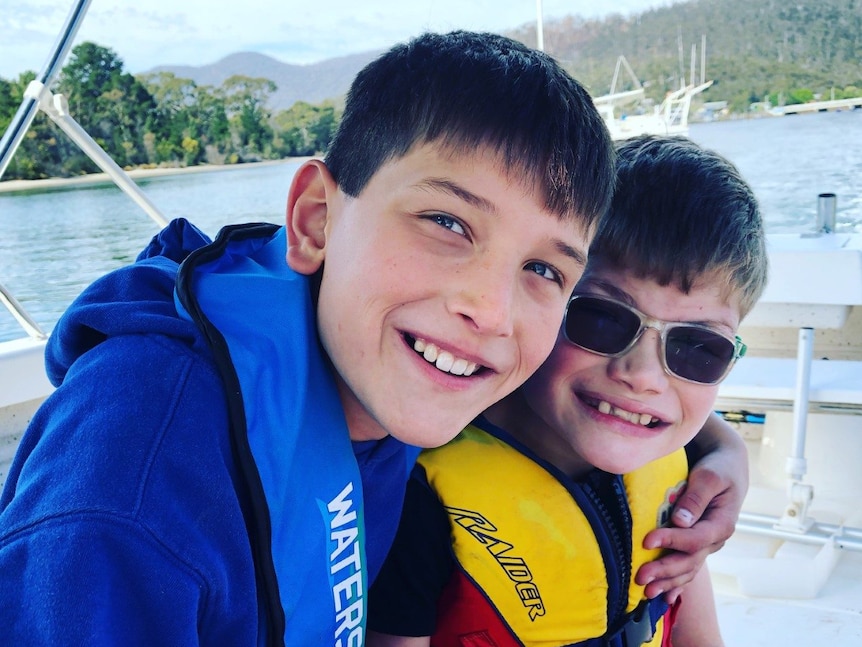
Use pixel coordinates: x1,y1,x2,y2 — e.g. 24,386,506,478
691,44,697,86
535,0,544,51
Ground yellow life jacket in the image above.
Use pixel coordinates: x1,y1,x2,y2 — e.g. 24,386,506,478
418,421,688,647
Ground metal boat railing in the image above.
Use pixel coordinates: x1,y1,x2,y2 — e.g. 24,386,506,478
738,511,862,552
719,218,862,564
0,286,46,340
0,0,168,341
0,0,91,180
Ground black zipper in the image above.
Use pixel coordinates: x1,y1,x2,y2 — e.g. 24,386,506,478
176,222,285,647
581,471,633,629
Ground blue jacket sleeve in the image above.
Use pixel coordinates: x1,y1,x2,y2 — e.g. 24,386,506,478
0,333,257,645
0,515,207,645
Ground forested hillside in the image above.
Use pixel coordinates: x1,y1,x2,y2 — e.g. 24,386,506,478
2,0,860,180
0,43,340,180
515,0,862,111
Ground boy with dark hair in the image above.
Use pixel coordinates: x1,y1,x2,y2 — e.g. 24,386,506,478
1,31,744,647
367,135,767,647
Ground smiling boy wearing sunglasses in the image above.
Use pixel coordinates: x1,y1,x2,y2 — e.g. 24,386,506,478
366,135,767,647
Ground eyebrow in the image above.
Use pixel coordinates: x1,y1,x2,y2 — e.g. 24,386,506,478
585,278,735,331
416,178,497,213
587,279,632,304
419,178,587,266
556,241,587,266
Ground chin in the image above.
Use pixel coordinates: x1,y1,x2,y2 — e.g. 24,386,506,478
392,424,463,449
590,453,648,476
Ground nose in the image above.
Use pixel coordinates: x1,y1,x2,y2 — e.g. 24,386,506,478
607,328,669,393
449,263,516,337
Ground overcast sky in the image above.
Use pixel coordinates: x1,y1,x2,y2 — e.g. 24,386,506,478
2,1,668,80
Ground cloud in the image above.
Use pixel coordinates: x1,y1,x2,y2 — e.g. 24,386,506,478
1,0,664,79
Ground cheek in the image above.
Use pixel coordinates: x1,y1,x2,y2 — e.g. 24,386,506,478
521,331,559,382
680,384,721,433
531,341,574,384
317,264,370,353
522,306,569,366
528,348,600,426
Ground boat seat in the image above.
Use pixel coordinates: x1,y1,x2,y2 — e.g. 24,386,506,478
715,233,862,412
717,357,862,410
742,233,862,330
0,337,53,409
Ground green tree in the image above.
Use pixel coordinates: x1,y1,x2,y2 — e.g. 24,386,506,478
141,72,207,163
0,77,20,134
181,136,202,165
272,100,340,157
57,42,159,171
58,42,125,118
787,88,815,104
222,75,276,158
0,71,72,180
195,87,231,159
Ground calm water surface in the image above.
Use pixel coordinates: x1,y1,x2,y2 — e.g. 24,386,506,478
689,111,862,233
2,110,862,342
0,162,299,342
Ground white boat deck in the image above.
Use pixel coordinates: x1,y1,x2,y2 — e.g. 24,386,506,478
710,431,862,645
715,555,862,646
705,230,862,645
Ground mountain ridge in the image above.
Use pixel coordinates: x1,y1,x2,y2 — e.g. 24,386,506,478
146,0,862,113
147,49,383,111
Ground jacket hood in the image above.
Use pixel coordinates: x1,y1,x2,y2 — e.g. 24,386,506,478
45,218,212,386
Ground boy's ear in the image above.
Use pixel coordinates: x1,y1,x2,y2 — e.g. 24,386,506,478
285,159,338,275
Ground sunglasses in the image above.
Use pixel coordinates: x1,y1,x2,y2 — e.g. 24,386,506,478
563,294,746,385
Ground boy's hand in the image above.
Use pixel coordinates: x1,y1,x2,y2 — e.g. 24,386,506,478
635,415,749,601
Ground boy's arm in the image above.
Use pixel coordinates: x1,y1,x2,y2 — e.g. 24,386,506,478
367,471,452,643
636,412,748,600
667,565,725,647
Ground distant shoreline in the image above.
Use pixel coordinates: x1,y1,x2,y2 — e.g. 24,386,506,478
0,158,312,194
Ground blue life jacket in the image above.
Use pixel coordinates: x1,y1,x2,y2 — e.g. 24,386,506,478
176,223,367,647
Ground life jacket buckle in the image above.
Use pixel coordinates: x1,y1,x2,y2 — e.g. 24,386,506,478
621,600,655,646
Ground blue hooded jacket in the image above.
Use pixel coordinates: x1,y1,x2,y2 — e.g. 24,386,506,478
0,219,418,646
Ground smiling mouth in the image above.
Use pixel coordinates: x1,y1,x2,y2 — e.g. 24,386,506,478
408,335,482,376
584,396,662,428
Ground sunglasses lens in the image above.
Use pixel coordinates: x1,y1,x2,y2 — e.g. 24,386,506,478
665,327,736,384
565,296,642,354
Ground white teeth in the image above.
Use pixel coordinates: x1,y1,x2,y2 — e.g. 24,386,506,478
435,351,455,372
597,399,656,427
422,345,438,362
412,338,480,377
450,358,468,375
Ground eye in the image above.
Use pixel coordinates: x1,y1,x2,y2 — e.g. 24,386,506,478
430,214,467,237
525,261,562,285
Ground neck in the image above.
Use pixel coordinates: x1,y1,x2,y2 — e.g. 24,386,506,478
484,393,593,479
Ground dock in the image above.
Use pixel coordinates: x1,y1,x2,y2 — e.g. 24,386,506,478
772,96,862,116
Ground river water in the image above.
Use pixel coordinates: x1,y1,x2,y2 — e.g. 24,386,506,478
1,110,861,342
